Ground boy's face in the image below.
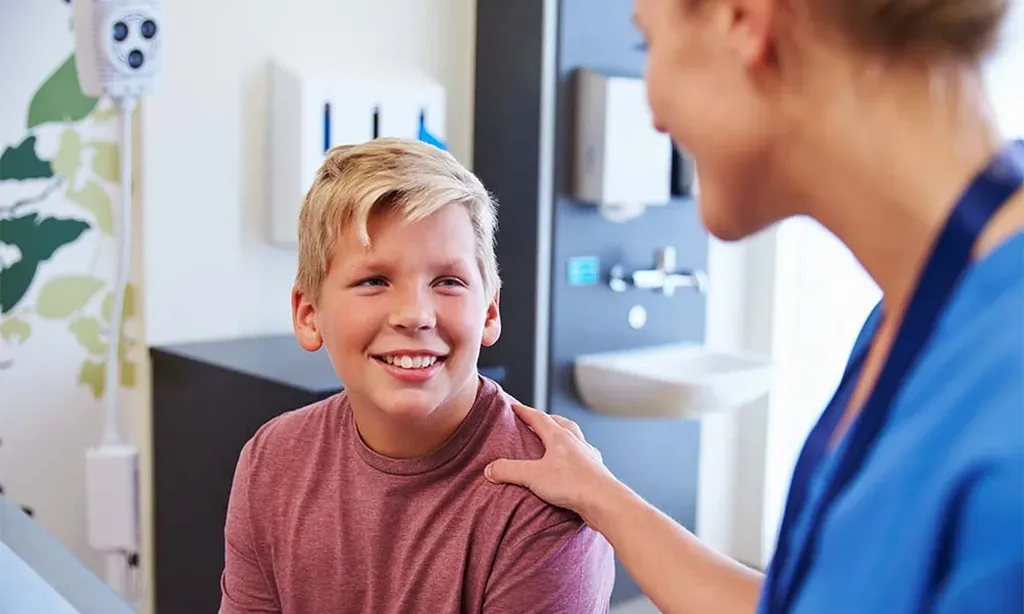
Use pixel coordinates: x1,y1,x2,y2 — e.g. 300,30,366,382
292,204,501,423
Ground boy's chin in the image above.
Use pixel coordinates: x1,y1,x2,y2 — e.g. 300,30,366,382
373,390,446,420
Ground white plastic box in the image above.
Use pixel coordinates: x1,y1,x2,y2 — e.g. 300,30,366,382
267,58,447,245
572,69,672,217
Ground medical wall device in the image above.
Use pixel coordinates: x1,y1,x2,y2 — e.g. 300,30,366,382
267,58,447,245
73,0,163,600
74,0,163,100
571,68,673,222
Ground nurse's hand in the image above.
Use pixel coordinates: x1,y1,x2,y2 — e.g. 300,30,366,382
485,403,618,523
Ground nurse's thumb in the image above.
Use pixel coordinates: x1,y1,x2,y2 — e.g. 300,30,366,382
485,458,535,488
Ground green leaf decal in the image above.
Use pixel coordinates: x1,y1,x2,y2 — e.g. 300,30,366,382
69,316,106,355
78,359,105,399
0,215,90,314
101,283,137,323
0,137,53,180
35,275,104,319
0,318,31,344
27,54,99,129
67,181,113,235
51,129,83,180
89,142,119,182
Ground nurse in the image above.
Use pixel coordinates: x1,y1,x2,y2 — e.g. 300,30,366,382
484,0,1024,612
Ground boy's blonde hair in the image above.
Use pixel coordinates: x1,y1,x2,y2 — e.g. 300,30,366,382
296,137,500,305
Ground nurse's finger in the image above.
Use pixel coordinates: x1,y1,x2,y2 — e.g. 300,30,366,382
509,402,562,440
485,457,542,489
550,414,586,442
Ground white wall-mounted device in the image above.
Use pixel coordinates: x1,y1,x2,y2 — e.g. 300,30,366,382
74,0,163,99
268,58,448,246
572,68,672,222
73,0,163,601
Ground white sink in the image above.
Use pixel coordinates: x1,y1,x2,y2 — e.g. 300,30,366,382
574,343,773,419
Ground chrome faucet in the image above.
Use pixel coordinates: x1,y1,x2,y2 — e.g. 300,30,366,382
609,247,708,296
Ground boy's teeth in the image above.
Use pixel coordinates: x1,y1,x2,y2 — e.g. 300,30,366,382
384,355,438,369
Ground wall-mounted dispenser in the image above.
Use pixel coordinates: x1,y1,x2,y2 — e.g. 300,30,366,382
571,68,672,222
267,58,447,245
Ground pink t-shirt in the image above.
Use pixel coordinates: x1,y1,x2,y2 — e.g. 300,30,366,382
219,377,616,613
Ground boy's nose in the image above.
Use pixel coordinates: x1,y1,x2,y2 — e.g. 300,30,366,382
388,290,436,331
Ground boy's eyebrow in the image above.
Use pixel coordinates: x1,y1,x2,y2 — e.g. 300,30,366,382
341,255,474,275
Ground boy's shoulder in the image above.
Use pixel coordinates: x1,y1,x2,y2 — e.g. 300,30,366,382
241,393,346,470
479,383,588,528
475,380,549,464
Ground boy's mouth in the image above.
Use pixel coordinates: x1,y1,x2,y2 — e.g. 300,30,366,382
372,353,447,370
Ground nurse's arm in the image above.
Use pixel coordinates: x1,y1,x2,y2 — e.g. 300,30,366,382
585,478,764,614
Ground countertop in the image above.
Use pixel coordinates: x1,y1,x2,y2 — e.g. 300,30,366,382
150,335,506,394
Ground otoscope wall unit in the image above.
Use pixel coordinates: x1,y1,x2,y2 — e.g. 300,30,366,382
267,58,447,245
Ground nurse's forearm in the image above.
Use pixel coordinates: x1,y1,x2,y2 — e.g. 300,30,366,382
583,479,763,614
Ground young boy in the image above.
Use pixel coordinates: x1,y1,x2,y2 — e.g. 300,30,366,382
219,138,615,613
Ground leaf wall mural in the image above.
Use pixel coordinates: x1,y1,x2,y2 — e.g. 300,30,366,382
0,136,54,180
0,214,90,313
0,49,139,400
26,55,99,128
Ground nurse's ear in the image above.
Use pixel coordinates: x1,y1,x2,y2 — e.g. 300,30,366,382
708,0,780,67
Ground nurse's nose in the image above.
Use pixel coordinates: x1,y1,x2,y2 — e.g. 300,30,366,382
388,285,436,332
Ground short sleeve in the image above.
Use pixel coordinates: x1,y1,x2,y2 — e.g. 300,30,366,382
484,502,616,614
931,453,1023,614
219,440,281,614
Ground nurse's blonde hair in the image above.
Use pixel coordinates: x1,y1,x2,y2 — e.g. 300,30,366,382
829,0,1008,62
683,0,1011,62
295,138,500,306
803,0,1010,62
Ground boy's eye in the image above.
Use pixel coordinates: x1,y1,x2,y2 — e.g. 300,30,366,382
437,277,466,288
356,276,387,287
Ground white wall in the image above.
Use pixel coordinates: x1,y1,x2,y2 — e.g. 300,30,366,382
987,3,1024,138
141,0,477,346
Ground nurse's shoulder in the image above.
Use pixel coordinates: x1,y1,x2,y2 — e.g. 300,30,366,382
919,231,1023,455
903,231,1023,613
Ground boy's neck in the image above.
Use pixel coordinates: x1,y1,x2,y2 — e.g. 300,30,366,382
349,376,483,460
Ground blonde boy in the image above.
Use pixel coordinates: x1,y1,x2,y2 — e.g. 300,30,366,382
219,138,615,613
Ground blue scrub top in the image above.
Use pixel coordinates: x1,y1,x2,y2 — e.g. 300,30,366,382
760,231,1024,613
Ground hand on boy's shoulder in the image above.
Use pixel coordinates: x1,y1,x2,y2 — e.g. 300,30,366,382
478,390,615,612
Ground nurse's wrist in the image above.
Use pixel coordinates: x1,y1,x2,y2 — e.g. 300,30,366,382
578,473,636,534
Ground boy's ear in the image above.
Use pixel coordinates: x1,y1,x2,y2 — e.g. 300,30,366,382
481,290,501,347
292,283,324,352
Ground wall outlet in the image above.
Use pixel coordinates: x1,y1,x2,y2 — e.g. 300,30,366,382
85,443,140,552
267,58,447,246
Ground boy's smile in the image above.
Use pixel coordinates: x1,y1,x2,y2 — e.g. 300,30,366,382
292,204,501,459
371,351,446,382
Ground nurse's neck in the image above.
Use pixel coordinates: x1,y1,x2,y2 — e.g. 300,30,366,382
795,61,1024,322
